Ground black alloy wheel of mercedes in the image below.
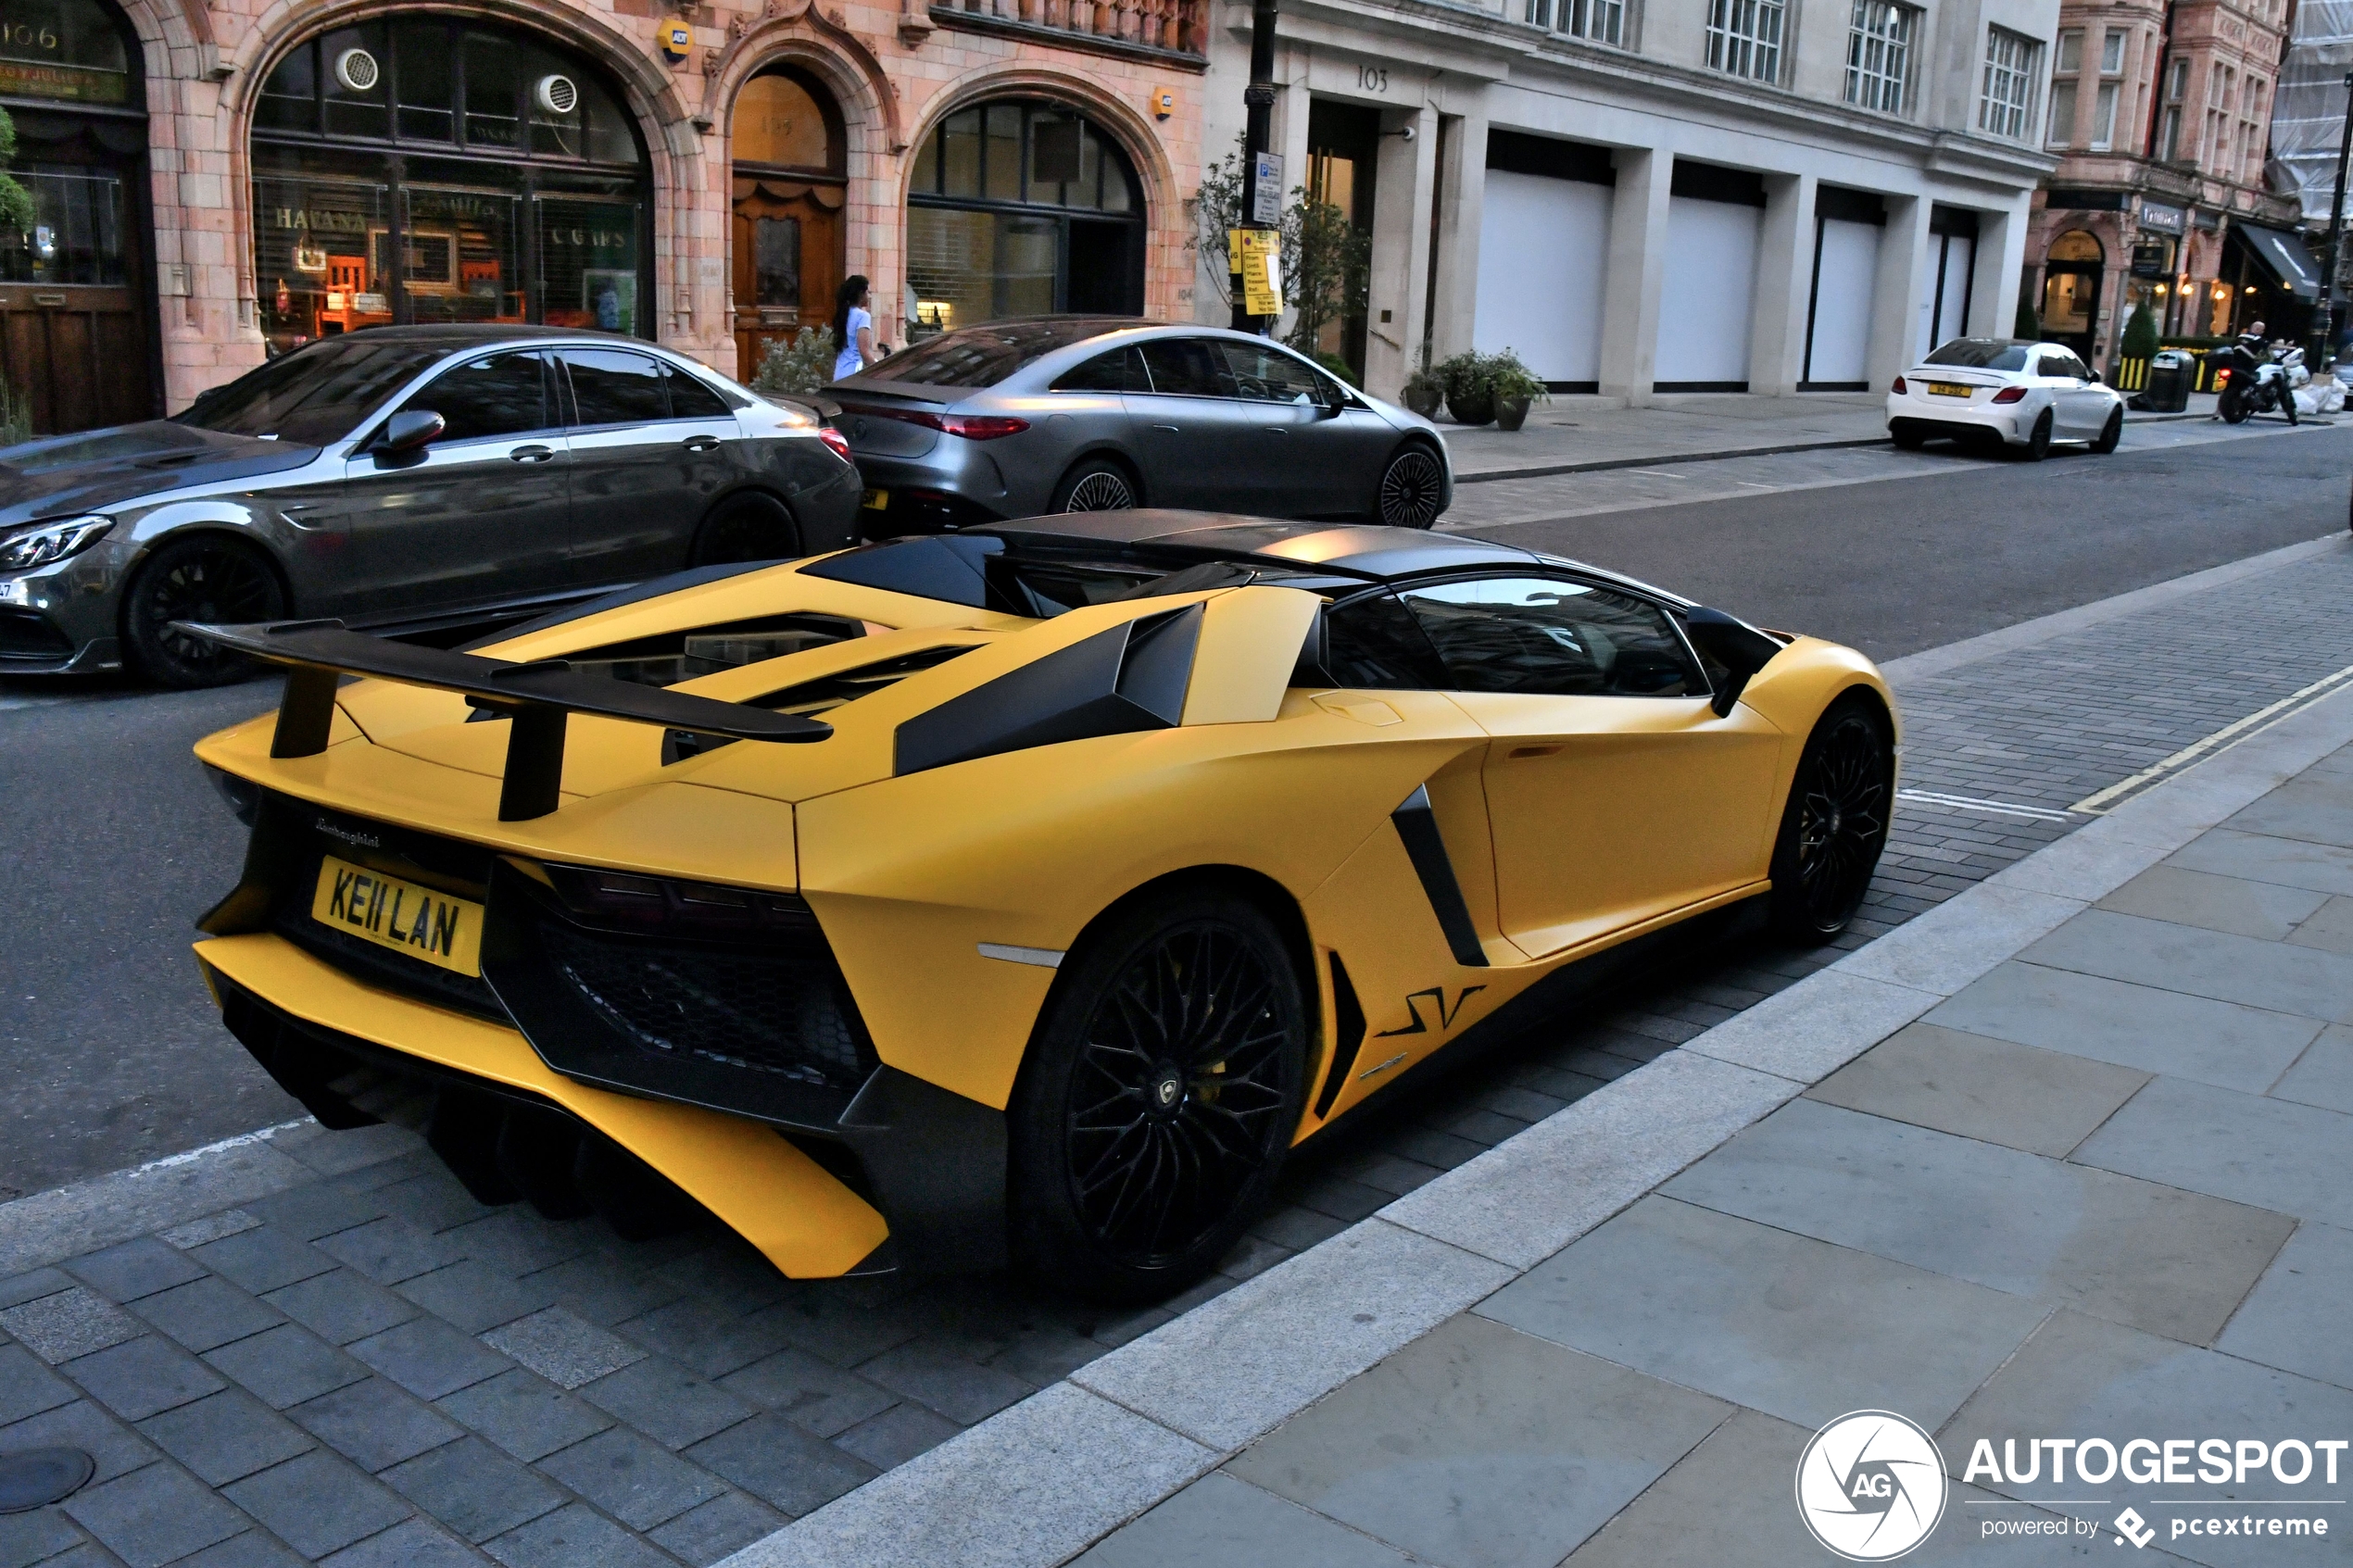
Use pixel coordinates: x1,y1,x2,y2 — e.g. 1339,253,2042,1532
123,534,286,688
1376,445,1445,529
1768,699,1894,945
1010,892,1306,1302
689,491,800,567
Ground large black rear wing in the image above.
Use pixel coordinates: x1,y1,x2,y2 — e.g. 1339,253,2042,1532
179,620,830,822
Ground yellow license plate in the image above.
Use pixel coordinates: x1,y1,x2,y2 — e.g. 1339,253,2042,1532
1926,383,1974,398
310,855,484,976
861,488,889,510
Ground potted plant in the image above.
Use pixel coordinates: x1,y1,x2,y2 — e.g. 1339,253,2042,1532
1400,348,1444,419
1489,350,1546,432
1438,350,1495,426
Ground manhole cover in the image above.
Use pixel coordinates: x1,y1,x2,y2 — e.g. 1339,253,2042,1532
0,1449,94,1512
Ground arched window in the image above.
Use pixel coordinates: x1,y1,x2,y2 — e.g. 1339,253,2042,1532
733,70,839,174
0,0,130,104
251,20,649,353
903,99,1144,333
728,67,848,378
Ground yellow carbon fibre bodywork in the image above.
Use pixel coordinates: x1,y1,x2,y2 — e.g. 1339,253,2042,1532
191,550,1896,1279
195,935,888,1276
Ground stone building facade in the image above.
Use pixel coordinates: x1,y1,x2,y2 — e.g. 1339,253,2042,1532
2023,0,2302,368
0,0,1205,431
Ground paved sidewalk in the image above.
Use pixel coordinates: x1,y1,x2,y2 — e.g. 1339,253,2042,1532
743,648,2353,1568
1442,392,2219,482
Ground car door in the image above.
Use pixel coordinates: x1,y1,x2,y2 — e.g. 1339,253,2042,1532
1212,338,1330,518
2033,351,2087,434
313,349,574,618
1130,337,1271,510
560,347,744,586
1395,574,1788,959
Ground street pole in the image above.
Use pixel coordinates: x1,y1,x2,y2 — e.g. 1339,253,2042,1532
1231,0,1278,332
2309,70,2353,365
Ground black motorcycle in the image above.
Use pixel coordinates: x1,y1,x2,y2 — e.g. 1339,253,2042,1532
2213,340,2303,425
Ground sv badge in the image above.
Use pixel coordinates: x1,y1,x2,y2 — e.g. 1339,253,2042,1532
1375,985,1486,1039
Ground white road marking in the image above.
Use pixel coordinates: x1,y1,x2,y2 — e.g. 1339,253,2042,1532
1896,789,2076,822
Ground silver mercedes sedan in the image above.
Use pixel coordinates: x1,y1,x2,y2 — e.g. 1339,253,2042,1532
828,319,1453,535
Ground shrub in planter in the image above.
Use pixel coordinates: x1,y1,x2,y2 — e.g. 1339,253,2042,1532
750,328,839,399
1400,351,1444,418
1488,350,1547,432
1437,351,1495,426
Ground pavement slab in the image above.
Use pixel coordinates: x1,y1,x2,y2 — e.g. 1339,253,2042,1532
1069,1471,1414,1568
1227,1313,1730,1568
2211,1219,2353,1390
1474,1196,2049,1432
1661,1098,2293,1345
2070,1074,2353,1227
1803,1022,2151,1157
2271,1023,2353,1113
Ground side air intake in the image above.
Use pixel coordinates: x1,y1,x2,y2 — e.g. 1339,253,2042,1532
891,604,1202,776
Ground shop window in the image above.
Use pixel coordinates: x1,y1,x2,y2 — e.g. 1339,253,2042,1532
252,20,647,355
0,0,132,105
0,170,125,284
904,98,1145,332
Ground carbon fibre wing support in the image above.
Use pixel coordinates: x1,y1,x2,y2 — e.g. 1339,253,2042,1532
176,620,832,822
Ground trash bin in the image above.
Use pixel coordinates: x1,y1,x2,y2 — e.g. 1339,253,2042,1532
2133,349,2194,413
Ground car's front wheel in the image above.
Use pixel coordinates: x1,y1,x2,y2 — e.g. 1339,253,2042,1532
1051,458,1139,512
690,492,799,567
1376,443,1446,529
2090,406,2122,454
1008,890,1307,1302
1768,698,1893,945
123,534,285,689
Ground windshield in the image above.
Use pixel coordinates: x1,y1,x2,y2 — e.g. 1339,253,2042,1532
1922,339,2031,371
854,320,1138,391
178,339,448,445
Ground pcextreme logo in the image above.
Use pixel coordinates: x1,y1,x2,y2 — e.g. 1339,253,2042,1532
1795,1411,1949,1562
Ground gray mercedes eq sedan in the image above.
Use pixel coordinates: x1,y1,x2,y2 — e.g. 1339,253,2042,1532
0,325,862,687
829,319,1453,535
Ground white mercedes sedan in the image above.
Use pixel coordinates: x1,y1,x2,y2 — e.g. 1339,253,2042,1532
1886,337,2127,460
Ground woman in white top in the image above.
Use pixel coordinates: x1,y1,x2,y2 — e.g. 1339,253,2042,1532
832,275,877,382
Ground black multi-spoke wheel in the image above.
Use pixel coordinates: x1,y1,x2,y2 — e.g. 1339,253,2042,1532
1051,458,1139,513
122,535,285,688
1376,444,1445,528
1768,700,1893,944
689,492,799,566
1010,893,1306,1301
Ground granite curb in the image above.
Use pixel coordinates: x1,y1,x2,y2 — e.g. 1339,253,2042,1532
716,673,2353,1568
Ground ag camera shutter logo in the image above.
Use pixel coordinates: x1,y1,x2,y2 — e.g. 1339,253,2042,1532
1796,1411,1949,1561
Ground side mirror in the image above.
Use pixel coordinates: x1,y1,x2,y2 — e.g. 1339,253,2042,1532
2087,369,2102,384
378,409,445,456
1684,607,1782,717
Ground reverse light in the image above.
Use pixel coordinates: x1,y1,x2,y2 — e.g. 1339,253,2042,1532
817,425,853,464
1890,376,1907,395
0,516,111,571
848,407,1031,441
1990,386,2029,405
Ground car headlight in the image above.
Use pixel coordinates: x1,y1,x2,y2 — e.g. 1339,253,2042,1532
0,517,112,571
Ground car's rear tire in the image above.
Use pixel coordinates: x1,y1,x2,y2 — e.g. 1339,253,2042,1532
2017,408,2053,461
1008,890,1308,1303
1767,697,1894,946
122,534,285,689
1889,423,1927,451
1051,458,1139,512
1375,443,1445,529
689,491,799,567
2090,406,2122,454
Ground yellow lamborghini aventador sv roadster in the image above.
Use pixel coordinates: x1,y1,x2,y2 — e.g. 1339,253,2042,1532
186,513,1897,1302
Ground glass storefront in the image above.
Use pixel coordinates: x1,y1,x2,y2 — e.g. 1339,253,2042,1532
251,19,648,355
904,99,1145,337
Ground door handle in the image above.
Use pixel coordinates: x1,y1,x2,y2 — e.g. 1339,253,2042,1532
1261,426,1291,434
1506,745,1562,760
510,445,556,463
1150,423,1180,433
682,434,724,453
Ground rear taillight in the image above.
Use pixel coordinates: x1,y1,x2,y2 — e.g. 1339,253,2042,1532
1990,386,2028,405
1890,376,1907,395
818,425,852,463
2214,369,2232,386
542,864,818,937
840,406,1030,441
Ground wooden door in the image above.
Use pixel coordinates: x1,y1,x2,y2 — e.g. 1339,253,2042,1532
731,180,842,383
0,284,151,433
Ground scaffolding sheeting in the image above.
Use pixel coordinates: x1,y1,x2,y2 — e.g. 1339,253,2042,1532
2274,0,2353,226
